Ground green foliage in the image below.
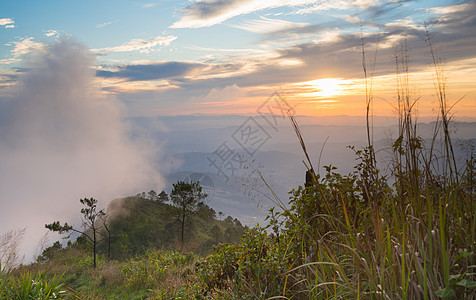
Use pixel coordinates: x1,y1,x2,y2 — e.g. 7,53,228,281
122,250,196,290
37,241,63,263
197,227,299,299
170,181,209,250
158,190,169,203
0,271,65,299
106,194,244,259
45,222,73,235
170,181,208,210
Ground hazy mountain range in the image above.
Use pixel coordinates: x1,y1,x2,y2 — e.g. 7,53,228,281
131,114,476,227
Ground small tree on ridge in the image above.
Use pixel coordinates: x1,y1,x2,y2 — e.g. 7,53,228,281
170,181,207,251
45,197,105,268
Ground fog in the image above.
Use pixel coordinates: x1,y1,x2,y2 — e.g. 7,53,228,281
0,39,163,261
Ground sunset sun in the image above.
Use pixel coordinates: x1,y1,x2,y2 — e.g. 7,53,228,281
314,78,342,97
294,78,347,99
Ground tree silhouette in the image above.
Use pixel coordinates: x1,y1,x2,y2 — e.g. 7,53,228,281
158,190,169,203
45,197,105,268
170,181,207,250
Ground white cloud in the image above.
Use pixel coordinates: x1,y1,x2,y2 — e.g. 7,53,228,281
96,21,112,29
200,84,246,103
343,15,362,24
170,0,385,28
232,16,309,34
379,33,408,48
0,58,20,65
385,17,420,30
92,35,177,55
0,18,15,29
427,3,470,15
296,0,380,14
425,3,472,30
278,58,304,66
170,0,317,29
0,18,14,26
44,30,59,37
7,37,45,57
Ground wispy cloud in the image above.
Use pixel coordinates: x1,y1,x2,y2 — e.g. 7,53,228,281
295,0,381,14
0,18,15,29
0,58,20,65
232,16,309,34
426,2,474,31
44,30,59,37
96,21,113,29
6,37,45,57
142,3,157,8
185,45,268,54
169,0,389,28
92,35,177,55
170,0,317,29
427,3,470,15
0,69,17,86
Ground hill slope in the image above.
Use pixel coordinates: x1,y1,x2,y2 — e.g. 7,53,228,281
102,195,246,259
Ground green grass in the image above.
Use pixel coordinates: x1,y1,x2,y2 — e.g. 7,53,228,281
0,271,65,299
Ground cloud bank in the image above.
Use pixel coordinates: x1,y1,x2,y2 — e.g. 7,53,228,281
96,61,202,81
0,39,163,260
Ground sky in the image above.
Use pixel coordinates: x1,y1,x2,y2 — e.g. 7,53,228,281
1,0,476,119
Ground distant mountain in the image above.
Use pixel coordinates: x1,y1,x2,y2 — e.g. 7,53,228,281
129,115,476,227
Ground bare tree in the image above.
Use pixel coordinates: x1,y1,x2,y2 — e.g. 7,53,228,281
33,231,50,262
0,228,26,273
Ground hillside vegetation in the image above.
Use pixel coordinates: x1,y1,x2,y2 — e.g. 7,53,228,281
105,195,245,258
2,193,246,299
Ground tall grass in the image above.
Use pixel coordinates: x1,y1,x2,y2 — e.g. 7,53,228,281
278,39,474,299
0,271,65,299
268,38,476,299
197,37,475,299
